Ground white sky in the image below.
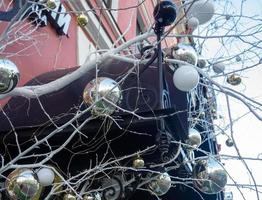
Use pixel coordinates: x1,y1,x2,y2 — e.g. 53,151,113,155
207,0,262,199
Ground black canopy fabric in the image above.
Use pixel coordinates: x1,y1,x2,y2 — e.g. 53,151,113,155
0,59,222,200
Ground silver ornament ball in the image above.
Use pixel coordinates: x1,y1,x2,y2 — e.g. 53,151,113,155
213,63,225,74
187,17,199,31
148,172,172,196
172,43,198,66
187,0,215,25
5,168,42,200
83,77,122,116
0,59,20,94
187,128,202,149
226,138,234,147
193,157,227,194
197,57,208,68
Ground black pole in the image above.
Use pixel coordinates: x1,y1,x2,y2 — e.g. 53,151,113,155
155,25,165,131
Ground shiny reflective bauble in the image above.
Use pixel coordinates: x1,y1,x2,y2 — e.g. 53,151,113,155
83,77,122,115
225,138,234,147
36,167,55,186
77,14,88,27
0,59,20,94
46,0,57,9
226,74,241,86
6,168,42,200
187,128,202,149
64,193,77,200
173,65,199,92
132,157,145,168
197,57,208,68
193,157,227,194
187,0,215,25
153,1,177,27
187,17,199,31
235,55,241,62
213,63,225,74
148,172,171,196
83,193,101,200
172,44,198,66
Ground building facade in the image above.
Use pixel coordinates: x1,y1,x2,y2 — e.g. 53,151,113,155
0,1,225,200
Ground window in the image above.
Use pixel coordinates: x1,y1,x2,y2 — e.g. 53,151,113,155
104,0,112,8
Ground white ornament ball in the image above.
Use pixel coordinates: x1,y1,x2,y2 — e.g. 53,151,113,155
187,17,199,30
37,168,55,186
187,0,215,25
173,65,199,92
212,63,225,74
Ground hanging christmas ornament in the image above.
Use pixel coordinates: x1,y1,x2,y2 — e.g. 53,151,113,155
186,128,202,149
226,74,241,86
83,77,122,116
187,0,215,25
5,168,42,200
173,65,199,92
153,1,177,27
225,138,234,147
193,157,227,194
235,55,241,62
0,59,20,94
197,56,208,68
36,167,55,186
83,193,101,200
225,15,231,20
132,156,145,168
77,14,88,27
212,62,225,74
64,193,77,200
148,172,172,196
172,43,198,66
46,0,57,9
187,17,199,31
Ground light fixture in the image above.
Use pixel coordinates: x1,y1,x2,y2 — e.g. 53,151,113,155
153,1,177,27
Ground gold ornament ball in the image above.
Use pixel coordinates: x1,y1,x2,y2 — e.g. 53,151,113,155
77,14,88,27
132,157,145,168
226,74,241,86
46,0,57,9
64,193,77,200
5,168,42,200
